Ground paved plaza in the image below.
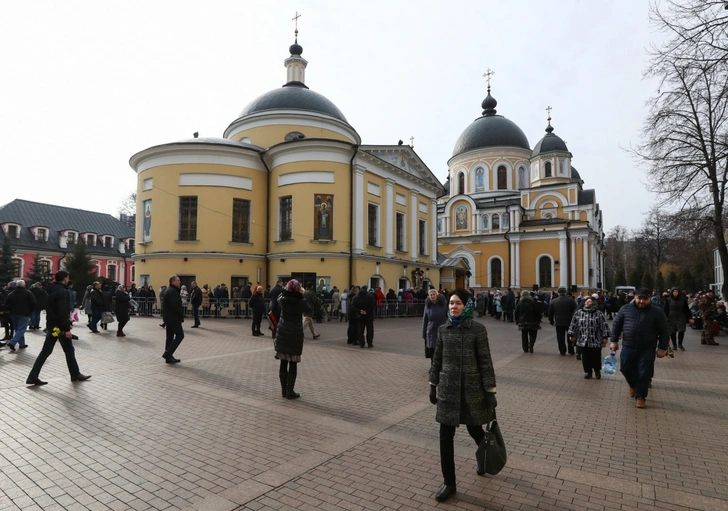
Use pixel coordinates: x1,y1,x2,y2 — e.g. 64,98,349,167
0,312,727,511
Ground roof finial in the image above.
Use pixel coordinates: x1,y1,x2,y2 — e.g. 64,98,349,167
481,68,497,116
545,105,554,134
483,68,495,92
292,11,301,40
409,136,415,148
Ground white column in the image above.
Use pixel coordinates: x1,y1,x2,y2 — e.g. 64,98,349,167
582,238,589,288
559,233,568,288
430,199,438,264
119,261,125,286
514,241,520,287
353,166,365,253
509,240,515,287
410,190,419,260
570,237,576,287
591,240,597,288
385,179,395,256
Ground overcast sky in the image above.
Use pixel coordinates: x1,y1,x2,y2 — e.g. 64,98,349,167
0,0,661,232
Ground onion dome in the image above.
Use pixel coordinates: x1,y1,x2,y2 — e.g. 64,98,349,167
532,119,569,157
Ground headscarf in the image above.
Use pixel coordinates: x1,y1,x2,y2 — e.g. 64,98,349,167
286,279,302,293
583,299,599,313
255,286,263,294
449,297,475,326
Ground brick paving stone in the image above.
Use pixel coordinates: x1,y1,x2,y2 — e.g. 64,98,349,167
0,316,727,510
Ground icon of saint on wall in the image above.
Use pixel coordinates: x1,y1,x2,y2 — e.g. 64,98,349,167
314,194,333,240
455,205,468,230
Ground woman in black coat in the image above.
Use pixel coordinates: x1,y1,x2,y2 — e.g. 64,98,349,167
275,280,312,399
429,288,497,502
249,286,266,336
115,286,131,337
515,291,542,353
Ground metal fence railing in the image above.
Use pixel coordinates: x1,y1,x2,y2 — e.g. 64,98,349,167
104,297,430,319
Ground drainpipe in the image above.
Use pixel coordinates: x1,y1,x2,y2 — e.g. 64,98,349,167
259,151,272,286
564,220,572,289
504,205,512,288
349,144,359,290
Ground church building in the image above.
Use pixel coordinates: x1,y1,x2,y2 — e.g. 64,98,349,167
437,82,606,292
129,32,444,293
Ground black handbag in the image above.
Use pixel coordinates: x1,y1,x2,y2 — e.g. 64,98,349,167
480,412,507,475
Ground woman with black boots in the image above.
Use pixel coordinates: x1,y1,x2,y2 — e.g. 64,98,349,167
250,286,265,336
568,296,610,379
115,285,131,337
664,287,690,351
429,288,497,503
274,280,312,399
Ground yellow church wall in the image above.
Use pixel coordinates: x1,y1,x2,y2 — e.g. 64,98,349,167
268,258,349,288
230,124,352,149
449,199,472,234
365,173,386,257
135,163,268,253
519,238,560,288
133,258,266,292
268,160,352,255
479,242,509,289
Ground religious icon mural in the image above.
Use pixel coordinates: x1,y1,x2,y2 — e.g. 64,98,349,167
455,205,468,230
475,167,485,191
481,214,489,230
502,212,510,228
314,194,333,240
142,199,152,242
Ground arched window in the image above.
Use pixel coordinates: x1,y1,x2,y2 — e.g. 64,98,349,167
492,213,500,229
518,166,528,189
545,161,552,178
458,173,465,195
502,213,509,228
475,167,484,191
490,258,502,288
497,166,507,189
285,132,305,142
539,256,552,288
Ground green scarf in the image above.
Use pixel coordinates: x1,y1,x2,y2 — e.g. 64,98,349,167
449,297,475,325
583,302,598,313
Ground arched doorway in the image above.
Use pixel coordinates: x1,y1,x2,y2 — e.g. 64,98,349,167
490,258,502,288
538,256,553,288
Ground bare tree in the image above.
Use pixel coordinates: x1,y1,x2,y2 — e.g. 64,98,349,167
635,1,728,296
634,207,670,279
118,191,137,217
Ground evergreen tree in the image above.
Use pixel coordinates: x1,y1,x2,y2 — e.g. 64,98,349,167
614,267,627,287
655,271,665,292
0,235,15,285
641,270,654,290
667,271,678,288
64,242,97,302
679,268,695,293
629,268,643,287
26,254,51,284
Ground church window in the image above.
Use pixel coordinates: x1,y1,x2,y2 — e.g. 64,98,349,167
490,258,502,288
396,212,406,251
475,167,484,191
419,220,427,255
437,218,443,234
458,173,465,195
518,166,528,189
559,158,566,175
502,213,509,228
497,166,507,189
284,132,305,142
179,196,198,241
492,213,500,229
539,256,553,288
279,196,292,241
232,198,251,243
368,203,379,246
545,161,552,178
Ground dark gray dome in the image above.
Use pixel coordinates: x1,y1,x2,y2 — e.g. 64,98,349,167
452,89,530,157
571,166,581,180
238,82,348,123
452,115,530,156
532,123,569,157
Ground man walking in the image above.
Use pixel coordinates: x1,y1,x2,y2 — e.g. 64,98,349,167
5,280,35,351
302,282,321,339
269,280,284,338
352,285,375,348
189,281,202,328
162,276,185,363
88,281,103,333
548,286,577,356
26,271,90,385
30,282,46,330
610,288,669,409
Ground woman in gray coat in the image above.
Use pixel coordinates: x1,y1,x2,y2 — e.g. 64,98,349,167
429,288,497,502
422,289,447,359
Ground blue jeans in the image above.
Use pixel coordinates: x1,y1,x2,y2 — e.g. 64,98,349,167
30,310,41,329
164,322,185,358
90,307,102,332
28,330,80,380
620,346,656,400
10,316,30,347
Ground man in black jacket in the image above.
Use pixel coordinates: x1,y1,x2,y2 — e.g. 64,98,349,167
26,271,90,385
346,286,360,344
30,283,47,330
269,280,284,338
5,280,35,350
352,286,375,348
548,287,578,356
189,281,202,328
88,281,103,333
610,288,669,409
162,275,185,363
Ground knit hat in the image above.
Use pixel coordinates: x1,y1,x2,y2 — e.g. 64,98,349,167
8,281,16,288
286,279,302,293
557,287,567,294
15,280,26,287
591,293,598,299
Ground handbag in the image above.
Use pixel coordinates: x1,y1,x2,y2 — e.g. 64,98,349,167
479,412,507,475
101,311,115,324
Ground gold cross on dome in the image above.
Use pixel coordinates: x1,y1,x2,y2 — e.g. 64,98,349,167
546,105,552,121
483,68,495,88
292,11,301,35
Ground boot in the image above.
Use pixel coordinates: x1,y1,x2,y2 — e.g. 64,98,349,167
279,371,287,397
286,373,300,399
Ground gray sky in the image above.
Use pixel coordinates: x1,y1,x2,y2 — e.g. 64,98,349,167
0,0,659,232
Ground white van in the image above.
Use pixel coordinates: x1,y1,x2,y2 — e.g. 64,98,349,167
615,286,636,295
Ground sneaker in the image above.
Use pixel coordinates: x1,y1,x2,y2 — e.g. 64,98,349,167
636,398,646,409
629,387,636,398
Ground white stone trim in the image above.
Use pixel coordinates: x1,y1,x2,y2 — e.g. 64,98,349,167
224,110,361,145
143,178,153,191
367,182,381,197
487,255,505,288
180,173,253,190
278,171,334,187
395,193,406,206
130,143,266,174
535,253,555,289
